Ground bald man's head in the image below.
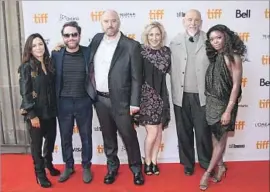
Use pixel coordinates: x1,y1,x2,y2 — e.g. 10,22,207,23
183,9,202,36
101,10,121,37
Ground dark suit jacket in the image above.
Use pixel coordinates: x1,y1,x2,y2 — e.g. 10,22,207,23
89,32,143,115
51,45,96,110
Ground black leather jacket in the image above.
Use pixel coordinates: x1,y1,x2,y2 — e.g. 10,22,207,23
18,59,57,120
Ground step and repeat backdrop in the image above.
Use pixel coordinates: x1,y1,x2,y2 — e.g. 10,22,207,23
21,1,269,164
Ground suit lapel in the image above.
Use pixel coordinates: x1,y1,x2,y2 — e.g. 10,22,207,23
58,48,65,78
109,36,124,72
90,34,104,63
195,32,205,54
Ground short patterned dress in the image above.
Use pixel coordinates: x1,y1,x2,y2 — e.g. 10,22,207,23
205,53,242,141
136,45,171,129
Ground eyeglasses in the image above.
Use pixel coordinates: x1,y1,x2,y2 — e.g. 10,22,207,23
63,33,79,38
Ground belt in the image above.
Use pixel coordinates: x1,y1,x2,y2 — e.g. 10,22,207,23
97,91,110,98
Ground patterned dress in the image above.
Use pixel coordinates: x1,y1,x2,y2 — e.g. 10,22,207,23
136,45,171,129
205,53,241,141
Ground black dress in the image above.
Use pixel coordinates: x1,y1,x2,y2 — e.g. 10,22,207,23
137,45,171,129
205,53,241,141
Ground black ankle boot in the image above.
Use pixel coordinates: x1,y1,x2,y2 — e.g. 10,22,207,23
35,169,52,188
144,162,153,175
46,163,61,176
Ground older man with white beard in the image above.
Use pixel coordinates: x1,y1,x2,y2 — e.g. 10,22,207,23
169,9,213,176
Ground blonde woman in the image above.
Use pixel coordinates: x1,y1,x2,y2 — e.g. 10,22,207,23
135,22,171,175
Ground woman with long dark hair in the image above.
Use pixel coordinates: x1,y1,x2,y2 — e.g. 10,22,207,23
18,33,60,188
199,25,247,190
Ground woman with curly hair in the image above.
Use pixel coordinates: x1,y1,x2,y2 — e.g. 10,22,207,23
199,24,246,190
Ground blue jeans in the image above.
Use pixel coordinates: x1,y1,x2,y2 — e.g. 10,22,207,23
58,97,93,168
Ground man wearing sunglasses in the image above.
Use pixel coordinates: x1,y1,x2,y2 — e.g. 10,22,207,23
52,21,96,183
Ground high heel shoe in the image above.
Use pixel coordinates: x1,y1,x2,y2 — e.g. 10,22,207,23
144,162,153,175
152,162,160,175
212,164,227,183
199,171,211,191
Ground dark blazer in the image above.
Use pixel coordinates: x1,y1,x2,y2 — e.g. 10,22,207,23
89,32,143,114
51,45,96,107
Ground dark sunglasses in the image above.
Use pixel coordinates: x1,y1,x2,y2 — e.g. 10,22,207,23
63,33,79,38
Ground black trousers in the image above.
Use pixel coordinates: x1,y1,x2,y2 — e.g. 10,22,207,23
26,117,57,170
95,95,142,173
174,92,212,169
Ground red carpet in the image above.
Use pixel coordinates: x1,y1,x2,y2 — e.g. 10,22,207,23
1,154,269,192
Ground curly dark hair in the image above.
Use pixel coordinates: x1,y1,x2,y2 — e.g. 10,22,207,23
205,24,247,63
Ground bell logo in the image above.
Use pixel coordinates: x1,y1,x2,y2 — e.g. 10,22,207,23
97,145,104,154
265,9,270,19
256,140,269,149
90,11,105,22
33,13,48,24
54,145,59,153
259,99,270,108
73,125,79,134
127,34,136,40
149,9,164,20
241,77,247,87
237,32,250,42
235,9,251,18
261,55,270,65
159,143,164,152
207,9,222,19
235,121,245,130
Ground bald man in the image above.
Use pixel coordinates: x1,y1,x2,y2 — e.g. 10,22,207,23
88,10,144,185
169,9,213,176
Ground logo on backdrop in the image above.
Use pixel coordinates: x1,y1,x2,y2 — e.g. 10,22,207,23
262,55,269,65
207,9,222,19
256,140,269,149
235,9,251,18
73,147,82,152
90,11,105,22
149,9,164,20
235,121,245,130
228,144,245,148
241,77,247,87
159,143,165,152
126,34,136,40
54,145,59,153
176,11,186,17
237,32,250,42
33,13,48,24
96,144,104,154
119,13,136,19
44,39,50,45
94,126,101,131
255,122,270,128
265,9,270,19
59,14,79,22
262,34,270,39
260,78,269,86
259,99,270,108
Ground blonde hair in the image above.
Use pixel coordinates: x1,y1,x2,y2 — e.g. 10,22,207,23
141,21,167,47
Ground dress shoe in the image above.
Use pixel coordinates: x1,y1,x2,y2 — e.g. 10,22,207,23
35,169,52,188
104,171,117,184
58,168,74,182
133,172,144,185
46,164,61,176
184,167,194,176
83,168,92,183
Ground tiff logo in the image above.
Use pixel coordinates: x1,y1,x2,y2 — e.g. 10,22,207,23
235,121,245,130
33,13,48,23
207,9,222,19
235,9,251,18
260,78,269,86
54,145,59,153
259,99,270,108
256,140,269,149
265,9,270,18
241,77,247,87
237,32,250,42
73,126,79,133
91,11,105,22
96,145,104,154
149,9,164,20
126,34,136,40
262,55,270,65
176,11,186,17
59,14,79,21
